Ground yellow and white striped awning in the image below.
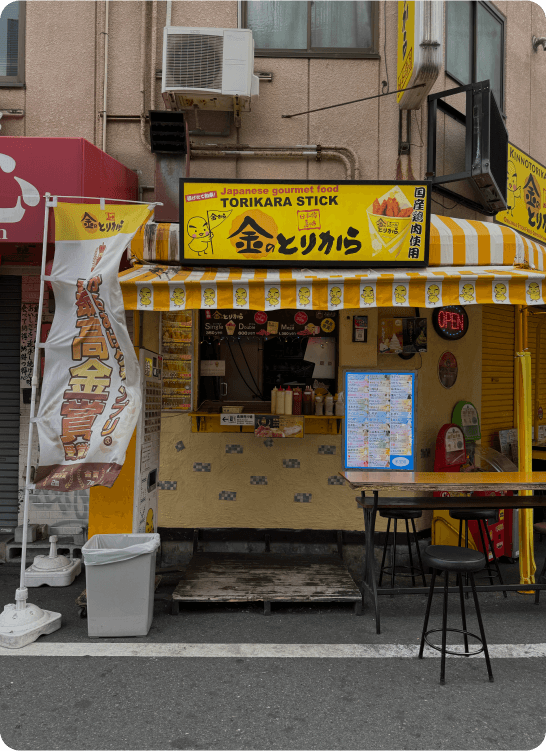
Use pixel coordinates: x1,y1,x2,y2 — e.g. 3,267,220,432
122,212,546,311
130,214,546,271
120,264,546,311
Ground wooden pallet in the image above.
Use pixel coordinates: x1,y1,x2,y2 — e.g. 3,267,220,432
171,553,362,615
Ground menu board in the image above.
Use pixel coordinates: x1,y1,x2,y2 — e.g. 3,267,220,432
344,371,416,470
202,309,337,338
161,312,193,411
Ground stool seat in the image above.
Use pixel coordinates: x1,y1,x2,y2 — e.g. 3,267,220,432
424,545,485,573
534,521,546,535
379,509,422,520
449,508,496,521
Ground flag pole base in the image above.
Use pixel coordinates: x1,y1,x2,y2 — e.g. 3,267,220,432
0,587,61,649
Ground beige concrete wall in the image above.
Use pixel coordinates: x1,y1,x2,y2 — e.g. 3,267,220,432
0,1,541,201
158,306,482,531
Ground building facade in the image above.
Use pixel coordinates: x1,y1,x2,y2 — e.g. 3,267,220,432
0,0,545,541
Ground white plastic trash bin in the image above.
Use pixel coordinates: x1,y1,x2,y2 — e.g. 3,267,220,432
82,533,161,637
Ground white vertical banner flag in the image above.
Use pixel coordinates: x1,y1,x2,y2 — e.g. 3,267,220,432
34,202,153,491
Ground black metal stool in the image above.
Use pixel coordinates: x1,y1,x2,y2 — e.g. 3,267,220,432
419,544,494,685
378,510,427,588
449,509,507,598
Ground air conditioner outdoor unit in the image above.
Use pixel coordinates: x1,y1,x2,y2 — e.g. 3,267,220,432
162,27,259,113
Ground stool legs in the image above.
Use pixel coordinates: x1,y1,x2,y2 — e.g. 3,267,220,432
378,517,426,589
440,570,449,685
419,568,437,659
457,573,469,654
405,519,416,587
470,572,494,682
391,519,398,590
482,521,507,598
378,518,391,588
412,519,427,587
477,521,495,588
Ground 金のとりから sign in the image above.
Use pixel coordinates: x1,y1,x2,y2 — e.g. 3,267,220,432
180,179,431,267
496,143,546,246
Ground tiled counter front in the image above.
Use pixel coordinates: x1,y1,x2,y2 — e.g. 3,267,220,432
158,413,365,530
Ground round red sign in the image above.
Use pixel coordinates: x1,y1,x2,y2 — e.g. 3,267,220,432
254,311,268,325
294,311,308,325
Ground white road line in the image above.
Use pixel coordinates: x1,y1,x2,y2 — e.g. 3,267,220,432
0,643,545,658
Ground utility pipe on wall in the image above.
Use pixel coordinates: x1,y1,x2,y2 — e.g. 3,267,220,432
140,0,150,150
102,0,110,152
190,147,355,179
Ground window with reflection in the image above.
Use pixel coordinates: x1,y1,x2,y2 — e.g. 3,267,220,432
0,1,24,86
243,1,378,58
446,1,504,109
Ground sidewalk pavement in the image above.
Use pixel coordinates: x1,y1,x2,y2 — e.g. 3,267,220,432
0,540,544,751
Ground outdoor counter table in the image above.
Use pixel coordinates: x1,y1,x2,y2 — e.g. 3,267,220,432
339,471,546,633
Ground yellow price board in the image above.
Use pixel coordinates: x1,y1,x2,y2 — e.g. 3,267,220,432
180,180,430,267
496,144,546,245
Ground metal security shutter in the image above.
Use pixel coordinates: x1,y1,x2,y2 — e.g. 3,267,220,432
481,304,515,449
0,276,21,527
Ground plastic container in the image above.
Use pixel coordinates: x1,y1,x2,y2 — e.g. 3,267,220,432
285,387,293,415
303,385,313,415
82,533,161,637
292,387,302,415
324,393,334,416
315,395,324,415
335,392,344,417
276,389,285,415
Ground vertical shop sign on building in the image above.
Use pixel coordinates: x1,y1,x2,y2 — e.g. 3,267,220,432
397,1,442,110
34,202,152,491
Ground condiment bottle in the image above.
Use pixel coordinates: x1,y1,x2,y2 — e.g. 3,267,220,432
292,388,302,415
271,387,278,414
325,393,334,416
335,392,344,417
285,386,293,415
303,385,313,415
276,388,285,415
315,394,324,416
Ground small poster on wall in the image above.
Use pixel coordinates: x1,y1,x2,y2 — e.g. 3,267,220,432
438,351,458,389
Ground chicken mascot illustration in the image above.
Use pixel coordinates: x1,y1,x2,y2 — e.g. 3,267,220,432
494,282,507,302
507,160,521,217
461,284,475,303
361,285,375,305
187,216,213,256
265,287,280,307
528,282,541,301
235,287,248,307
203,287,216,307
171,288,185,308
298,287,311,306
329,286,342,306
145,508,154,533
394,285,407,304
139,287,152,307
427,284,440,304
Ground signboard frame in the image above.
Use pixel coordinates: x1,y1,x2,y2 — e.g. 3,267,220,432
342,369,417,472
180,178,431,268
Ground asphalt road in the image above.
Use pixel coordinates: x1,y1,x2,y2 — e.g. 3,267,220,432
0,545,545,751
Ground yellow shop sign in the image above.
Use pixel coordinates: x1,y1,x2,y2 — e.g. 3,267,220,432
180,180,430,267
496,144,546,245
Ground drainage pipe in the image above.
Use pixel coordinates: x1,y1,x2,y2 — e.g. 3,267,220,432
101,0,110,151
139,0,150,150
190,148,354,179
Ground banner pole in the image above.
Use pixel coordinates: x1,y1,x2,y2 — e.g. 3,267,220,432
18,193,54,595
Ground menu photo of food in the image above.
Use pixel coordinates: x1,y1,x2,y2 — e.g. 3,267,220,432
254,415,304,439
